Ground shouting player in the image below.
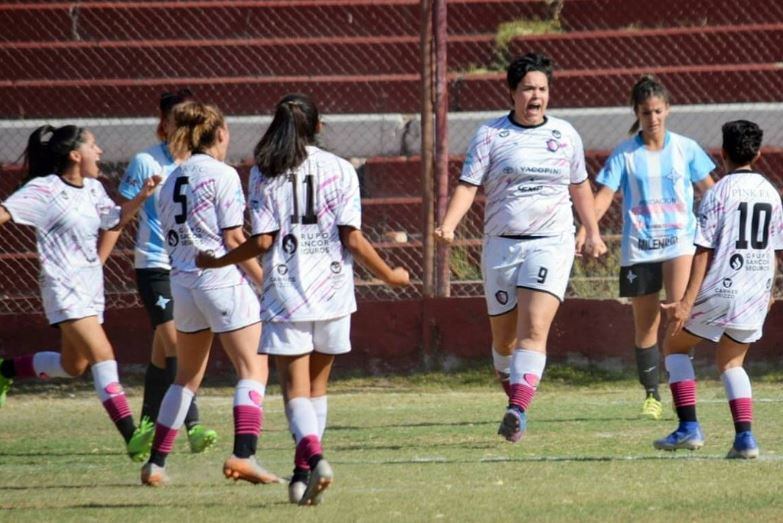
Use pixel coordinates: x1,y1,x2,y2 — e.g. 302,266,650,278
434,53,607,443
654,120,782,459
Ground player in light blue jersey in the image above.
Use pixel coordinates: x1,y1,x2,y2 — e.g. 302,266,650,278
582,76,715,419
101,90,217,453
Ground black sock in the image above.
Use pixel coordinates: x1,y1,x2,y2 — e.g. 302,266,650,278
291,467,309,484
307,454,323,470
117,416,137,443
635,344,660,400
676,405,698,423
0,358,16,379
233,434,257,458
735,421,751,433
140,363,169,422
149,450,168,467
185,396,200,431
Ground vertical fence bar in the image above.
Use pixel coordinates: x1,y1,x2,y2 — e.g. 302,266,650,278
420,0,435,299
433,0,450,297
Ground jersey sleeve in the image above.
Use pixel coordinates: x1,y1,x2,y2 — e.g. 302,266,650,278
120,153,156,200
214,168,246,230
688,141,716,183
248,167,280,235
336,162,362,229
459,125,491,187
93,180,122,230
770,196,783,251
2,178,53,228
595,145,626,191
568,128,588,184
694,186,719,248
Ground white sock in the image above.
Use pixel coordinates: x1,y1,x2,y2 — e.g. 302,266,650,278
311,395,328,439
288,396,319,444
721,366,752,400
33,351,70,378
665,354,695,383
234,379,266,408
158,384,194,429
91,360,122,402
509,349,546,386
492,347,511,377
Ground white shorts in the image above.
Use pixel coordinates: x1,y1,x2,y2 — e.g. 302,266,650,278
684,322,762,344
41,266,105,325
172,281,260,334
261,315,352,356
482,233,575,316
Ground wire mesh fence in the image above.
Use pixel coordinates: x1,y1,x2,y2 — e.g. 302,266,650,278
1,0,783,314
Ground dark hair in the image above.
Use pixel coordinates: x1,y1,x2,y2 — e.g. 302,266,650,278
23,125,86,184
159,88,194,117
254,93,319,178
628,75,671,134
506,53,554,91
722,120,763,166
168,101,225,157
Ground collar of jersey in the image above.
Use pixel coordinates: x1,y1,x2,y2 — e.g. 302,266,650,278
634,130,671,149
507,112,548,130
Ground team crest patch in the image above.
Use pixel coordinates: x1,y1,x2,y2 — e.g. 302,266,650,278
495,290,508,305
546,139,560,152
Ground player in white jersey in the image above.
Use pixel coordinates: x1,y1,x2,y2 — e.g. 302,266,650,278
582,76,715,420
196,93,409,505
654,120,782,459
0,125,160,462
140,102,277,487
101,89,217,454
434,53,607,443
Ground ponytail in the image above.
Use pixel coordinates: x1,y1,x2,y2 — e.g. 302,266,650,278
22,124,85,184
254,93,319,177
168,101,225,158
628,75,670,135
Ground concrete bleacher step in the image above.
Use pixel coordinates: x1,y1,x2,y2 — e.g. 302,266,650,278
6,22,779,80
0,0,549,42
4,63,782,119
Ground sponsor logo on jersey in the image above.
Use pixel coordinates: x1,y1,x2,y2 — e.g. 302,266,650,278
495,290,509,305
503,166,515,175
638,235,678,251
723,278,733,288
330,261,342,274
517,184,543,193
167,230,179,246
552,129,562,139
282,233,298,254
499,130,510,138
730,253,744,270
276,264,288,275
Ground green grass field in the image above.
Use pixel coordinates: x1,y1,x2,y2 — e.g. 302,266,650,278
3,368,783,522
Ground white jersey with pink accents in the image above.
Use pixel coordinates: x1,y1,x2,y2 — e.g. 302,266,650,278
249,146,361,322
689,170,783,330
2,174,120,281
158,153,248,290
460,113,588,237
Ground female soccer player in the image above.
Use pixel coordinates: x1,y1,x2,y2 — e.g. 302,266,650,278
0,125,159,461
434,53,607,443
140,102,275,486
654,120,781,459
102,89,217,454
583,76,715,419
196,93,409,505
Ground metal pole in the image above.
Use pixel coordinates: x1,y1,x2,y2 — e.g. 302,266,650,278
420,0,435,299
433,0,450,297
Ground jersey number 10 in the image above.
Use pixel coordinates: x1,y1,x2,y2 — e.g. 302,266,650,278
735,201,772,250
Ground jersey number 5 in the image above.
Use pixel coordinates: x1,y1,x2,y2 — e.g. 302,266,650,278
173,176,189,224
736,201,771,250
290,174,317,224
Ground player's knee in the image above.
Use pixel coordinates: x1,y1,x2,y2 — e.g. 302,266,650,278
62,357,88,377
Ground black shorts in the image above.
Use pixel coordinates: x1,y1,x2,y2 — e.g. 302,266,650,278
135,268,174,327
619,262,663,298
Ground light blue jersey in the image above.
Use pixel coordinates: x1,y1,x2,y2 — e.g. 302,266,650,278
596,131,715,265
119,142,177,269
